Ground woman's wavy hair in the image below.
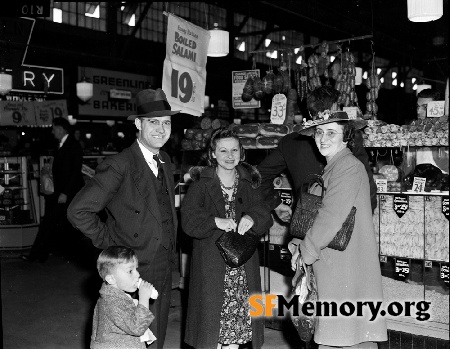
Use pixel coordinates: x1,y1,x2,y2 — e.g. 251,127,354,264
207,128,245,167
335,121,356,150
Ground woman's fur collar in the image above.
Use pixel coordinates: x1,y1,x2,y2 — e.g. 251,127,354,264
188,162,262,189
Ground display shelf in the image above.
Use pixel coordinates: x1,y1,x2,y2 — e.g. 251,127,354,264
0,157,39,249
378,191,449,196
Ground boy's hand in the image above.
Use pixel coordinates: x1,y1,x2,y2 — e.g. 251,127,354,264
138,279,157,308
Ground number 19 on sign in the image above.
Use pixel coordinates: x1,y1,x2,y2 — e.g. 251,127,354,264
171,68,193,103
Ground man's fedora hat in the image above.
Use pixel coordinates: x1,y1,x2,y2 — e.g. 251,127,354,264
127,88,180,120
298,110,367,136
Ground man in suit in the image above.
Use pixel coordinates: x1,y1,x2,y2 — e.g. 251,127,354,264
67,88,179,349
257,86,377,224
22,117,85,262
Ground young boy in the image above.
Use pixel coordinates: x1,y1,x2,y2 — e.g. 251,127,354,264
91,246,157,349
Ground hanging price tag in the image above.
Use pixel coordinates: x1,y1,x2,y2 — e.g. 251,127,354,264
442,196,449,221
375,179,387,193
440,263,449,286
393,194,409,218
412,177,426,193
395,258,410,280
270,94,287,124
426,101,444,118
278,189,293,207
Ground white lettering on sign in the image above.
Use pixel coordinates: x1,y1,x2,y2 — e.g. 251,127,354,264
22,5,44,15
23,71,36,87
42,73,55,86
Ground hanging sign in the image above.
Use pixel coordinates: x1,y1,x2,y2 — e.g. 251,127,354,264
162,13,210,117
412,177,426,193
442,196,449,221
271,93,287,124
232,70,261,109
395,258,410,280
440,264,449,286
12,65,64,95
0,101,35,126
34,100,67,126
278,189,293,207
375,179,387,193
393,194,409,218
426,101,445,118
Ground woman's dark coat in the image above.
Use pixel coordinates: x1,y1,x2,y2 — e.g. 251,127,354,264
181,164,273,349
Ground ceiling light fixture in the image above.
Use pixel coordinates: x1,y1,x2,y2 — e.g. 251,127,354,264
76,71,94,102
0,67,13,95
265,39,271,47
207,23,229,57
407,0,443,22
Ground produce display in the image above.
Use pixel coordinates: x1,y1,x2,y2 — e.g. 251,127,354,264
363,116,449,147
379,195,425,259
424,197,450,262
181,117,229,150
382,276,449,325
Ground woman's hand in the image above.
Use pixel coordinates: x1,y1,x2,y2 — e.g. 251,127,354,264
274,203,292,223
215,217,237,232
289,240,300,271
237,215,254,235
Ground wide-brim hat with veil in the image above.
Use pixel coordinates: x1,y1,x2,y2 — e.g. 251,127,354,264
297,110,368,136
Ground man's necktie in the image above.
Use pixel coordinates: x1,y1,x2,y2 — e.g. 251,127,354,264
152,154,164,183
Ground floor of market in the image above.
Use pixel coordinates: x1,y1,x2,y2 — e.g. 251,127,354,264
1,244,309,349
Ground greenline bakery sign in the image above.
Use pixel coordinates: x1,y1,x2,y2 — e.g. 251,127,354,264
77,67,150,118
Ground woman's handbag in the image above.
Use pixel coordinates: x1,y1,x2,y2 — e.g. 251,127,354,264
216,229,260,268
290,253,318,342
290,175,357,251
290,175,324,239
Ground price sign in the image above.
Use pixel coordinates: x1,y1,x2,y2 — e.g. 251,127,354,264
375,179,387,193
440,263,449,286
442,196,449,221
395,258,410,280
162,13,209,116
343,107,359,119
426,101,444,118
34,100,68,126
278,189,293,207
0,101,35,126
379,255,387,263
424,261,433,268
393,194,409,218
270,94,287,124
412,177,426,193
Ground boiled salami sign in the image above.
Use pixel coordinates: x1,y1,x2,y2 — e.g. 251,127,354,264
162,13,210,116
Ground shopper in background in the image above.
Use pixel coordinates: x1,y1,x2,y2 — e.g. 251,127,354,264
180,128,272,349
257,85,377,225
22,117,84,262
91,246,156,349
290,111,387,348
415,88,449,173
68,88,179,349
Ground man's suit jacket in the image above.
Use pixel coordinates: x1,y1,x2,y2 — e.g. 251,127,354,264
67,141,178,266
52,135,84,202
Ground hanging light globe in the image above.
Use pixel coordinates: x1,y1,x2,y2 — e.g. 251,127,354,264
207,23,229,57
407,0,443,22
76,77,94,102
0,67,13,95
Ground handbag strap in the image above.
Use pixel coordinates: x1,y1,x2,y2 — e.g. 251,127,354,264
297,173,325,202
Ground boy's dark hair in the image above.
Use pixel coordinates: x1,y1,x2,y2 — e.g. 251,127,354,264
52,117,71,132
207,128,245,166
417,88,440,101
97,246,137,280
307,86,340,118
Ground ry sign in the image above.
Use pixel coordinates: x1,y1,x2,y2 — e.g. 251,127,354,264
11,65,64,94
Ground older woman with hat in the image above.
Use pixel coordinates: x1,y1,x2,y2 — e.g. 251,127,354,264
68,88,180,349
289,111,387,348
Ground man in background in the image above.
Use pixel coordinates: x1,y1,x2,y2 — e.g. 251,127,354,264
22,117,84,262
